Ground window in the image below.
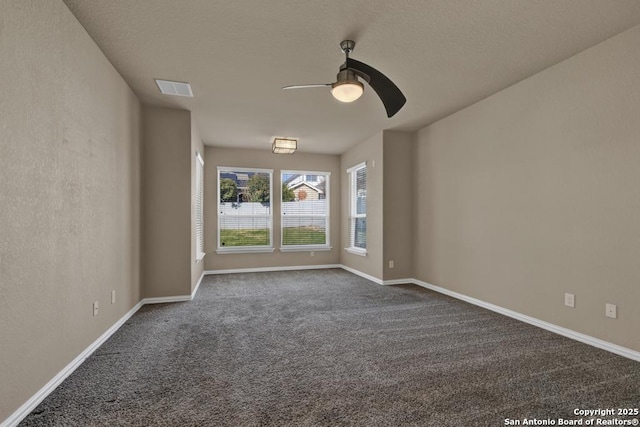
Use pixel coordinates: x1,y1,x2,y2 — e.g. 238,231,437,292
347,162,366,255
195,152,205,261
217,167,273,253
281,171,330,251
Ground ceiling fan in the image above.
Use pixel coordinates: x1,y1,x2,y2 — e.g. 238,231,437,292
282,40,406,118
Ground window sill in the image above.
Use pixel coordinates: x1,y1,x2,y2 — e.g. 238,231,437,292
279,246,332,253
216,247,275,254
196,252,206,263
345,247,367,257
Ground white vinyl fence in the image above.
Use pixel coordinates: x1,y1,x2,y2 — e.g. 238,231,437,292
219,201,327,228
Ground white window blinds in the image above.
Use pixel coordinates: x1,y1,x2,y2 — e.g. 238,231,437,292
348,162,366,251
195,152,205,261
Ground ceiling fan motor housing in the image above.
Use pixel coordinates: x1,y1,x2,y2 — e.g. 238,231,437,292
335,69,360,85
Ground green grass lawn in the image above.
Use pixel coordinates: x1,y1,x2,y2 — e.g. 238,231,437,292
220,227,325,246
220,229,269,246
283,226,326,245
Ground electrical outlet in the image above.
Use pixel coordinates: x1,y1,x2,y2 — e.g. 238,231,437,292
93,301,99,317
310,251,314,257
564,293,575,308
111,290,116,304
389,260,395,269
605,303,617,319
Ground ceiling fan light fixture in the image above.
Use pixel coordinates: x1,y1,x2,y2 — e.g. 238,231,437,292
282,40,406,116
331,80,364,103
272,138,297,154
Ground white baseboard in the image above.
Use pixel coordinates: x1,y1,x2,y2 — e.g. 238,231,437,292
1,301,144,427
141,295,193,304
142,271,205,305
383,278,414,286
192,271,205,297
205,264,342,275
411,279,640,363
339,264,383,285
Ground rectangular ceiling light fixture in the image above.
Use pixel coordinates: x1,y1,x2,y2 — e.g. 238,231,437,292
272,138,297,154
155,79,193,97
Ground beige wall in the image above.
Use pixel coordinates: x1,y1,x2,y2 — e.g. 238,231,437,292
413,25,640,351
142,107,192,298
0,1,142,421
204,147,341,271
191,117,205,292
340,132,384,281
382,131,415,281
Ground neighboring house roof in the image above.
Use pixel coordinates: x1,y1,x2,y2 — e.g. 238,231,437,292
290,181,323,194
285,174,324,187
283,174,298,186
220,172,251,188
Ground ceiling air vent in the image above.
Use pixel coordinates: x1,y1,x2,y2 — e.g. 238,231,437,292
155,79,193,97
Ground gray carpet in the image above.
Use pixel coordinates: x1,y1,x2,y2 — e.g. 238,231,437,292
20,269,640,426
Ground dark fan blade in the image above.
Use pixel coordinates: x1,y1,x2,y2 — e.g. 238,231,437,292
282,84,331,90
346,58,406,117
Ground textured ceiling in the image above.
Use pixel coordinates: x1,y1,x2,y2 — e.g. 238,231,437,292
63,0,640,154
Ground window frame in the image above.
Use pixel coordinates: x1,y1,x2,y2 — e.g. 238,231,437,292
346,161,367,256
195,152,205,262
280,170,331,252
216,166,274,254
